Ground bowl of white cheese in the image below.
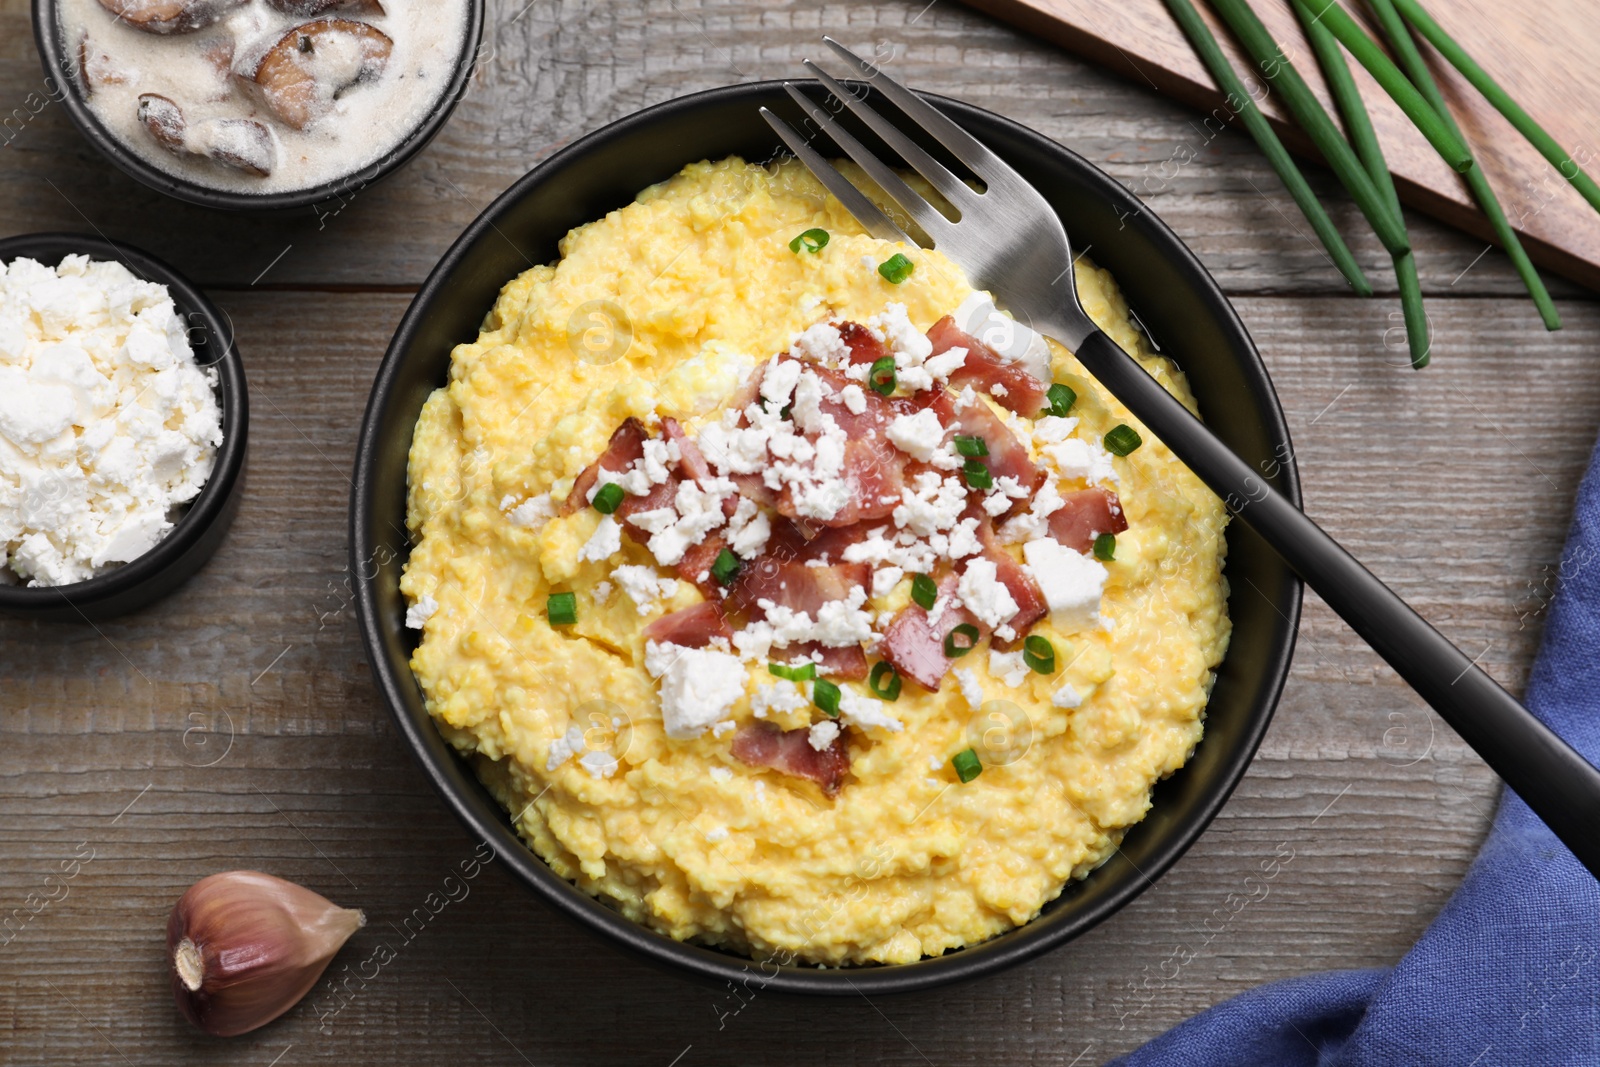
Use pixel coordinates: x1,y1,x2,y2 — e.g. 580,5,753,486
0,233,247,621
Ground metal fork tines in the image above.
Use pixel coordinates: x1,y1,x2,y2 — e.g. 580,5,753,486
759,37,1087,348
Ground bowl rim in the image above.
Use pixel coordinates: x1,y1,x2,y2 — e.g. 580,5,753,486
352,79,1303,995
0,231,247,614
30,0,486,213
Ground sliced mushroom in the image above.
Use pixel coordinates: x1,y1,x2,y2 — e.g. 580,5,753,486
135,93,275,177
235,18,393,130
264,0,385,15
95,0,248,35
77,33,134,95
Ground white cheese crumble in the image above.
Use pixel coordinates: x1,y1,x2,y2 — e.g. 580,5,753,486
578,514,623,562
886,408,947,461
579,749,620,778
758,586,876,648
837,685,904,733
808,719,841,751
1052,683,1083,709
506,494,555,529
709,765,734,783
988,648,1030,688
613,564,678,615
644,641,750,740
1044,437,1118,485
1023,538,1107,633
0,255,223,586
953,666,985,710
957,558,1020,630
749,678,808,718
871,565,904,599
546,724,586,771
840,383,868,414
998,479,1067,544
404,593,439,630
705,826,730,842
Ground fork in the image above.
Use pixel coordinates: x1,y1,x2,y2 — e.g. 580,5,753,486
762,38,1600,881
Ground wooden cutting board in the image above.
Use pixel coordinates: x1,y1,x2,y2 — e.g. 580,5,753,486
963,0,1600,293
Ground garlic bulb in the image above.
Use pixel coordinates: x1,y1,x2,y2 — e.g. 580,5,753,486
167,871,365,1037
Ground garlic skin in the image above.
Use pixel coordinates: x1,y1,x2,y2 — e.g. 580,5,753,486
167,870,365,1037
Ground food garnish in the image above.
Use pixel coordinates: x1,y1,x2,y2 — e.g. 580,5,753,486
812,677,842,717
951,748,983,783
547,591,578,626
167,871,364,1037
592,482,625,514
789,227,830,253
877,253,914,283
910,574,938,611
1022,635,1055,674
1103,425,1142,457
1044,383,1076,418
868,661,903,701
943,623,980,659
1092,533,1117,562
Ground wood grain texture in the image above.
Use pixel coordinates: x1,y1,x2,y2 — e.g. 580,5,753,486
1,0,1598,1063
963,0,1600,294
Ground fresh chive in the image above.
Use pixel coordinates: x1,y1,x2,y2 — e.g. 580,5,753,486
547,591,577,626
789,228,830,254
1285,0,1471,173
768,661,817,682
1368,0,1559,333
1208,0,1410,257
869,661,902,701
591,482,625,514
951,747,982,783
1092,533,1117,562
812,677,841,717
1294,3,1430,367
944,623,979,659
868,356,897,396
1103,425,1142,457
963,458,993,490
1044,382,1080,417
954,435,989,457
710,548,741,586
1022,634,1055,674
1392,0,1600,224
878,253,914,284
780,404,793,421
911,573,938,611
1158,0,1372,297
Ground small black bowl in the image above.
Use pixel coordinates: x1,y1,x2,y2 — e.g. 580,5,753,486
31,0,485,213
352,81,1303,994
0,233,247,622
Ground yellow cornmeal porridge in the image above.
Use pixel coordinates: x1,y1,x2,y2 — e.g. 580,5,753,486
402,157,1230,965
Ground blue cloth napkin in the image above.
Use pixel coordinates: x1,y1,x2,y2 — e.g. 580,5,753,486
1115,440,1600,1066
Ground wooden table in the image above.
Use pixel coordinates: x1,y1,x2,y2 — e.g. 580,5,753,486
3,1,1596,1063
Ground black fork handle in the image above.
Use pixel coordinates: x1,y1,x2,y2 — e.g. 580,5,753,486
1075,328,1600,879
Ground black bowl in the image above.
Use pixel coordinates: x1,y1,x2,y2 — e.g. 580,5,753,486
352,81,1303,994
31,0,485,213
0,233,247,622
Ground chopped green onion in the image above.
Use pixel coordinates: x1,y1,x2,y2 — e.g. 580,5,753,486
1044,382,1078,418
591,482,625,514
868,661,902,701
812,677,841,717
868,356,897,396
547,592,577,626
789,228,830,254
944,623,979,659
1093,533,1117,561
951,748,982,783
710,548,741,586
1023,635,1055,674
878,253,914,284
963,458,993,490
954,435,989,458
769,661,817,682
1103,425,1142,457
911,573,937,611
780,404,793,421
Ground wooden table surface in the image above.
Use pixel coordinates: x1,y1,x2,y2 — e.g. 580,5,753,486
3,1,1597,1064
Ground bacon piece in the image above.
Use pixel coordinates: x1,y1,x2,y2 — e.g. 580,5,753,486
643,601,732,649
976,521,1047,648
928,316,1050,417
837,321,890,368
731,721,850,797
1047,488,1128,554
792,644,869,681
880,576,981,691
662,417,711,483
565,417,648,513
674,532,729,598
728,556,869,618
950,394,1046,510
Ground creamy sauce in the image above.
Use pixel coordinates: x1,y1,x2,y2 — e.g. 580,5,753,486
59,0,469,195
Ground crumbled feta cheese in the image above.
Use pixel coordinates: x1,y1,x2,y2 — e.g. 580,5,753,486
614,564,678,615
838,686,904,733
651,644,749,740
953,666,985,710
405,593,438,630
749,678,808,718
789,322,849,364
957,558,1019,630
546,724,586,771
579,514,623,562
507,494,555,529
0,255,223,586
709,765,734,783
1023,538,1107,632
840,383,867,414
726,496,771,558
893,471,968,537
579,749,619,778
593,580,613,603
1052,683,1083,709
952,291,1052,383
998,480,1066,544
705,826,729,842
1045,437,1118,484
758,586,876,648
886,409,947,462
871,565,904,598
988,649,1030,688
808,720,841,751
732,620,775,663
1033,416,1079,444
924,345,968,381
